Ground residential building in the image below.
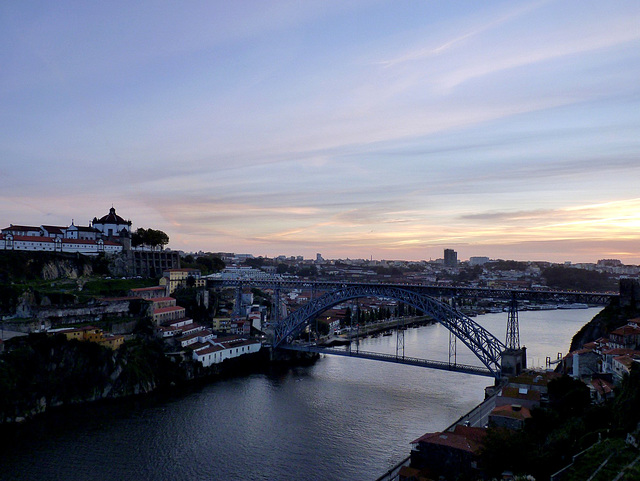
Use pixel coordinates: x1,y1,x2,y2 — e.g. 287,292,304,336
410,425,486,480
152,305,186,324
489,404,532,430
192,337,262,367
129,286,168,299
52,326,124,350
444,249,457,267
160,268,205,294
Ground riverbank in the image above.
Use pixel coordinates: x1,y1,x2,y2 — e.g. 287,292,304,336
0,333,319,426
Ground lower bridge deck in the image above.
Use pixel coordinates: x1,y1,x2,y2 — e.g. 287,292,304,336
279,344,494,377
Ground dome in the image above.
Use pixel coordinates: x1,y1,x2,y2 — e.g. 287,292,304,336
94,207,130,226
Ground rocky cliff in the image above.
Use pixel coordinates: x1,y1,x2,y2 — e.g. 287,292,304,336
0,333,182,424
570,279,640,352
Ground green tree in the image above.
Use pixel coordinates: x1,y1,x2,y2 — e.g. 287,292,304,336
613,363,640,431
131,228,169,249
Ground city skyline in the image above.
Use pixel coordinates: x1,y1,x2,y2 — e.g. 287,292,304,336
2,1,639,264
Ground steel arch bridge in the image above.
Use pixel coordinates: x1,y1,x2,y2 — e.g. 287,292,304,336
273,284,506,378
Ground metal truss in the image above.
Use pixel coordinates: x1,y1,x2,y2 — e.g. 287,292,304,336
272,284,507,378
209,279,616,305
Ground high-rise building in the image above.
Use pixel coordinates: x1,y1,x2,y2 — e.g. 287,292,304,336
444,249,457,267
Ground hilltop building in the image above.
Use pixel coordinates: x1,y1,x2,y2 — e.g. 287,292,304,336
91,207,132,239
1,206,180,276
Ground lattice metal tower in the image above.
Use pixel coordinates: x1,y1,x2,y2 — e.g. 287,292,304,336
505,295,520,349
396,316,405,359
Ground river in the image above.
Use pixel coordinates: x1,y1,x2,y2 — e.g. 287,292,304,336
0,307,600,481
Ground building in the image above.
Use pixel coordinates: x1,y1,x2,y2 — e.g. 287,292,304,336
160,268,205,294
444,249,457,267
489,404,532,430
0,233,123,256
192,337,262,368
609,324,640,350
469,256,490,266
129,286,168,299
91,207,132,239
0,207,136,256
53,326,124,350
410,425,486,479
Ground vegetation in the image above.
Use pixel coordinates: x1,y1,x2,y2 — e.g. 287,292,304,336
180,254,225,275
172,287,212,324
560,438,640,481
481,367,640,479
488,260,529,271
542,265,616,292
131,228,169,249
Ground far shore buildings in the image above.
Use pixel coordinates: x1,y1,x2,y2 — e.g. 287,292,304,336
1,206,180,276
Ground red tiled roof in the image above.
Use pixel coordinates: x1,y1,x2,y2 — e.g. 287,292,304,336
151,297,176,303
412,426,486,454
99,297,142,302
130,286,166,292
590,378,614,395
95,207,129,225
41,225,66,234
1,234,121,246
178,322,202,332
614,355,638,369
195,344,225,356
162,317,192,327
153,306,185,314
491,405,532,420
603,348,639,356
180,331,204,342
2,225,40,232
610,325,640,336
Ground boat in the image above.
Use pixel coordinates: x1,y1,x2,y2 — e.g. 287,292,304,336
558,303,589,309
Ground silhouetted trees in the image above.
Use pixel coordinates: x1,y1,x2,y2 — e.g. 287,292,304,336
131,228,169,249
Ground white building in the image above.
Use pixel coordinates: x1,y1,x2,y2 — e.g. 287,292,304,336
0,233,122,256
91,207,132,238
192,338,262,367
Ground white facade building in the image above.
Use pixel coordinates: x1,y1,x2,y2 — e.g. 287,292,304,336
91,207,132,238
192,338,262,367
0,234,122,256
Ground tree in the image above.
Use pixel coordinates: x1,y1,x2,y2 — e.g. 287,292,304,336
131,228,169,249
547,375,591,418
614,363,640,431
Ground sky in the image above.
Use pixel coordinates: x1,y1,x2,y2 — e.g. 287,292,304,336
1,1,639,264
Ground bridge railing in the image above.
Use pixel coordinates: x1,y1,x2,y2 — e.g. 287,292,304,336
282,344,493,377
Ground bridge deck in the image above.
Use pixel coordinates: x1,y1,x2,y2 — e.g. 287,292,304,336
280,344,494,377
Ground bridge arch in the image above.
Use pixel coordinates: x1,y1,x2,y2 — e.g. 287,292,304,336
273,284,506,377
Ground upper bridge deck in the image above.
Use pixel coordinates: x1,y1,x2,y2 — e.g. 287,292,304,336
207,278,616,305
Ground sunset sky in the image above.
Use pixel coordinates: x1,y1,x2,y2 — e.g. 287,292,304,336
1,1,639,263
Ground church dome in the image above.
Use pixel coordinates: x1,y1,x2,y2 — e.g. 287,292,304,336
94,207,130,226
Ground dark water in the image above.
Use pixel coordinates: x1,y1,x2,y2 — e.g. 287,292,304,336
0,308,599,481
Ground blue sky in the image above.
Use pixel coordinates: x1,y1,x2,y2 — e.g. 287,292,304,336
2,1,639,263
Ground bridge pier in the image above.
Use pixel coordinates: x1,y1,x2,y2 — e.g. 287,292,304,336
268,345,319,364
501,347,527,377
